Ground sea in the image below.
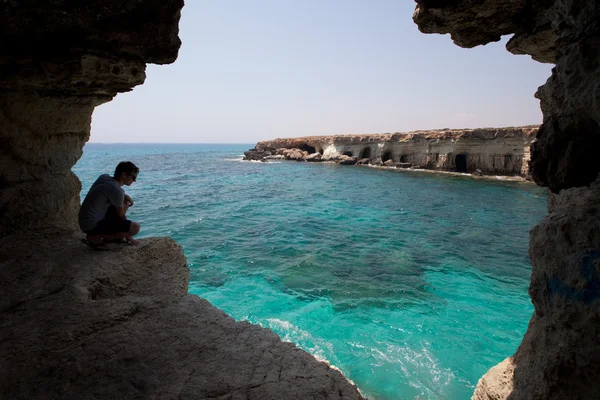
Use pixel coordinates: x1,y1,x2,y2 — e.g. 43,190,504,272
74,143,548,400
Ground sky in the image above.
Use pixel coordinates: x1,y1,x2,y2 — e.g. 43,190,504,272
90,0,554,144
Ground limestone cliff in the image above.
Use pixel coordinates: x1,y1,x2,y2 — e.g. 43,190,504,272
414,1,600,399
247,126,537,176
0,2,364,398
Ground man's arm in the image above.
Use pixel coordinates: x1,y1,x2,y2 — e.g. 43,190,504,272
124,194,134,207
114,206,127,219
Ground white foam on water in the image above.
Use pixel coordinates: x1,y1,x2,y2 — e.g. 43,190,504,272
265,318,334,363
229,159,282,163
351,339,456,399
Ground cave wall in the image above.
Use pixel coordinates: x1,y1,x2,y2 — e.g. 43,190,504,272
0,0,183,237
414,1,600,399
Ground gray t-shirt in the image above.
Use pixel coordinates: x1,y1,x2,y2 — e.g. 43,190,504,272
78,174,125,232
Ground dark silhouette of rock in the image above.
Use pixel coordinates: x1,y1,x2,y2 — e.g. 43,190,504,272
414,0,600,398
0,2,365,399
0,234,364,399
396,162,412,169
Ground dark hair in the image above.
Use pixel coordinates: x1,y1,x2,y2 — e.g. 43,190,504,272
114,161,139,179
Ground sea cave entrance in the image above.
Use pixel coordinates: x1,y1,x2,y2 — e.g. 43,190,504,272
298,144,316,153
504,154,514,171
359,147,371,159
381,150,393,162
455,154,468,172
400,155,408,163
343,151,353,157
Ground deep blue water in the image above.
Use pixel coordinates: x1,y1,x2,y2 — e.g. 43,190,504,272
74,143,548,400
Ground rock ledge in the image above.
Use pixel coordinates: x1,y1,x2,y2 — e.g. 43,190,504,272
0,234,364,400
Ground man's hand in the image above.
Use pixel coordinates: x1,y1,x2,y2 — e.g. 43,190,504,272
124,194,134,207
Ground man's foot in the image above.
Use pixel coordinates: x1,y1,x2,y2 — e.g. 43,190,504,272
126,237,140,245
82,238,109,251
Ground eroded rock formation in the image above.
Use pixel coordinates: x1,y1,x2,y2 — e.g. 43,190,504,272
414,1,600,399
0,0,182,237
246,126,537,176
0,235,362,399
0,2,363,398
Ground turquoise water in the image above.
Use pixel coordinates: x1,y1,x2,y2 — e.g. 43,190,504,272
74,143,547,399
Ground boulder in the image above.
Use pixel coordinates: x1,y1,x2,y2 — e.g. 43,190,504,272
282,148,309,161
338,156,358,165
243,148,272,161
306,153,323,162
383,159,395,167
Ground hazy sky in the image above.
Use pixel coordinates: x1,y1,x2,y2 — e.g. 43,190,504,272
90,0,553,144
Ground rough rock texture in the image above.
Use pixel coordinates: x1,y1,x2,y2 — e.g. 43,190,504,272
413,0,556,63
0,235,363,399
0,1,363,398
513,178,600,399
414,0,526,50
0,94,98,236
471,358,516,400
246,126,537,176
415,1,600,399
0,0,182,237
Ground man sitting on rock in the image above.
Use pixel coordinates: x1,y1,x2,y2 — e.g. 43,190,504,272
79,161,141,250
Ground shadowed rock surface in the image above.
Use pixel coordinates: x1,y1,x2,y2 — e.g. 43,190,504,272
414,1,600,399
0,235,363,399
0,1,364,398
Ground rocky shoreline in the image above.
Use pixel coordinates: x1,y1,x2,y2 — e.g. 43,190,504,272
244,126,537,178
0,233,365,399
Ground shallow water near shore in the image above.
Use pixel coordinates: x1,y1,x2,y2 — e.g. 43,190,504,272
75,143,547,400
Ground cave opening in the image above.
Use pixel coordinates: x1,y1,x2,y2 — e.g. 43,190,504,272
504,154,514,170
381,150,393,162
343,151,353,157
298,143,316,153
318,147,324,155
399,154,408,162
455,154,468,172
359,147,371,159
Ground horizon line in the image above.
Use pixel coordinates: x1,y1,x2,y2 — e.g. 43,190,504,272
86,142,256,145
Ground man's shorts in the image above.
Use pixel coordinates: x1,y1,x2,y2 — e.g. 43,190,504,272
85,206,132,235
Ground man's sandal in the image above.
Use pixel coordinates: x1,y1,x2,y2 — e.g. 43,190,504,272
81,238,109,251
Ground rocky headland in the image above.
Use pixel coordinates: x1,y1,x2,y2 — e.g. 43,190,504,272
244,126,537,177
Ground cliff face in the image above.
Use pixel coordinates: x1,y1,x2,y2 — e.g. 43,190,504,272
0,2,364,398
251,126,537,176
414,1,600,399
